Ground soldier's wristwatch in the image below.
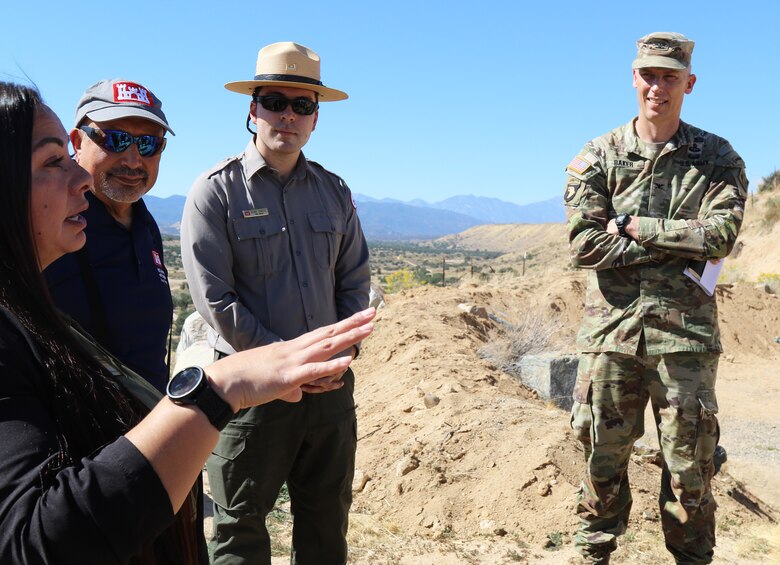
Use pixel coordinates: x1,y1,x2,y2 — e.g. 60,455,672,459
166,366,235,431
615,213,631,237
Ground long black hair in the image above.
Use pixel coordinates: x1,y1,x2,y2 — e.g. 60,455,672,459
0,81,140,457
0,81,201,564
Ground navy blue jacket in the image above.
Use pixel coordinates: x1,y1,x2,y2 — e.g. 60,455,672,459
44,192,173,392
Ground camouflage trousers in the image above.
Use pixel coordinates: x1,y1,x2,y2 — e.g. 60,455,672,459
570,350,720,564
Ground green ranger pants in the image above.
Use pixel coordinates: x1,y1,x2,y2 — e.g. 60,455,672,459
206,368,357,565
570,351,719,564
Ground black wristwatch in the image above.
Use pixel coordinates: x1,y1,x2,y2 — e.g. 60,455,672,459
167,366,235,431
615,213,631,237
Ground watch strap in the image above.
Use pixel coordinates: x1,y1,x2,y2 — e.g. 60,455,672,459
194,383,235,431
616,213,630,237
168,367,235,431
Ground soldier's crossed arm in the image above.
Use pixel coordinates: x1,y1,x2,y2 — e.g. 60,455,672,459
633,158,747,261
564,151,658,271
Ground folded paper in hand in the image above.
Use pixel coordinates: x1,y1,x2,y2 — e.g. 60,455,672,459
683,259,723,296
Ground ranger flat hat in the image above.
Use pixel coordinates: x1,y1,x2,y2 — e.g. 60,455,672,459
74,78,174,135
632,32,694,70
225,42,348,101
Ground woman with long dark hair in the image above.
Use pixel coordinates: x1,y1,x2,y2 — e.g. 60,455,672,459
0,81,374,564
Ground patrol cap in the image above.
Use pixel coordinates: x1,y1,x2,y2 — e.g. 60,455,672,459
74,79,175,135
632,32,694,70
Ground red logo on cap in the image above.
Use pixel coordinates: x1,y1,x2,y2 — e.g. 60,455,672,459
113,82,153,106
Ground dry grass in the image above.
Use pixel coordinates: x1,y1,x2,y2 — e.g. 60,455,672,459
762,196,780,231
478,309,561,367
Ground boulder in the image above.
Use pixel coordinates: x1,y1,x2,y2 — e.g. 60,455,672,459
509,353,579,410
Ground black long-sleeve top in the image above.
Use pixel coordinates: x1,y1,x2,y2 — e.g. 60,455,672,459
0,308,173,564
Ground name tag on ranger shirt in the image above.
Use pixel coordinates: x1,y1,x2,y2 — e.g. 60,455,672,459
242,208,269,218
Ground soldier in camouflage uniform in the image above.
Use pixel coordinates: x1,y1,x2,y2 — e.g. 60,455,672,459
564,32,747,564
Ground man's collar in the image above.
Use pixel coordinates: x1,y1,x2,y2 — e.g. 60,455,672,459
85,190,149,228
242,138,310,181
624,118,694,156
242,138,268,178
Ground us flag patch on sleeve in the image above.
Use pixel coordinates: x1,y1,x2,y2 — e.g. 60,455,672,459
567,156,591,175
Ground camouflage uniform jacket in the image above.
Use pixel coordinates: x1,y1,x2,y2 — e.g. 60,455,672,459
564,119,747,356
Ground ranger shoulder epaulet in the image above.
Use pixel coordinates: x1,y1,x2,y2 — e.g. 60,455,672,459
205,155,241,180
306,159,350,194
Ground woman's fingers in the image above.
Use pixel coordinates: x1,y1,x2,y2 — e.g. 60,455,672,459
296,323,373,365
207,309,375,411
288,356,351,387
300,380,345,394
291,308,376,350
278,389,304,403
279,360,347,399
309,373,345,386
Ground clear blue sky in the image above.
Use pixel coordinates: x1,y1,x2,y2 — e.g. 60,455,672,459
3,1,777,206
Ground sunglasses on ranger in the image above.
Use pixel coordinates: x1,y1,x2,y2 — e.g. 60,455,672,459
253,94,318,116
79,126,167,157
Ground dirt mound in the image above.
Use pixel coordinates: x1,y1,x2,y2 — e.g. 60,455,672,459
436,223,567,255
348,272,780,563
717,283,780,357
726,190,780,281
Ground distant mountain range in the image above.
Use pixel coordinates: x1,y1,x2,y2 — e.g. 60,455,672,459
144,193,565,241
145,195,186,234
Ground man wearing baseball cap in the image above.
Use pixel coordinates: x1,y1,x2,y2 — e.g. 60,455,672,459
45,79,174,393
564,33,747,563
181,43,370,564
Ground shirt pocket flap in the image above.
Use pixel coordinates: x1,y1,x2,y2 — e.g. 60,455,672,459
307,212,345,235
233,216,284,241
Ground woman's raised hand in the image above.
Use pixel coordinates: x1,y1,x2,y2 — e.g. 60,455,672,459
206,308,376,411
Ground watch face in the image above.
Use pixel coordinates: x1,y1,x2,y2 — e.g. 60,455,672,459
167,367,204,399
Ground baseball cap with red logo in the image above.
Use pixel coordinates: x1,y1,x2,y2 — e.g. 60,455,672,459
73,78,175,135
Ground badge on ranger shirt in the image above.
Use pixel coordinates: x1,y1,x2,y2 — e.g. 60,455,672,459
242,208,269,218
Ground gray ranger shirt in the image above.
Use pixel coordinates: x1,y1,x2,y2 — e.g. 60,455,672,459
181,140,370,355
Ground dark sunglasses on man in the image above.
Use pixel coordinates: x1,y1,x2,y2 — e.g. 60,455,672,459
79,126,167,157
252,93,318,116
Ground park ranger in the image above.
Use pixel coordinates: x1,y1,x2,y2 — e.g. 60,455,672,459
564,32,747,564
181,42,370,564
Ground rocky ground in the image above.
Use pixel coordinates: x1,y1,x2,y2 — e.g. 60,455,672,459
202,190,780,563
204,270,780,564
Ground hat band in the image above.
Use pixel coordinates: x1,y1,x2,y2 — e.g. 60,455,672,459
253,73,323,86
